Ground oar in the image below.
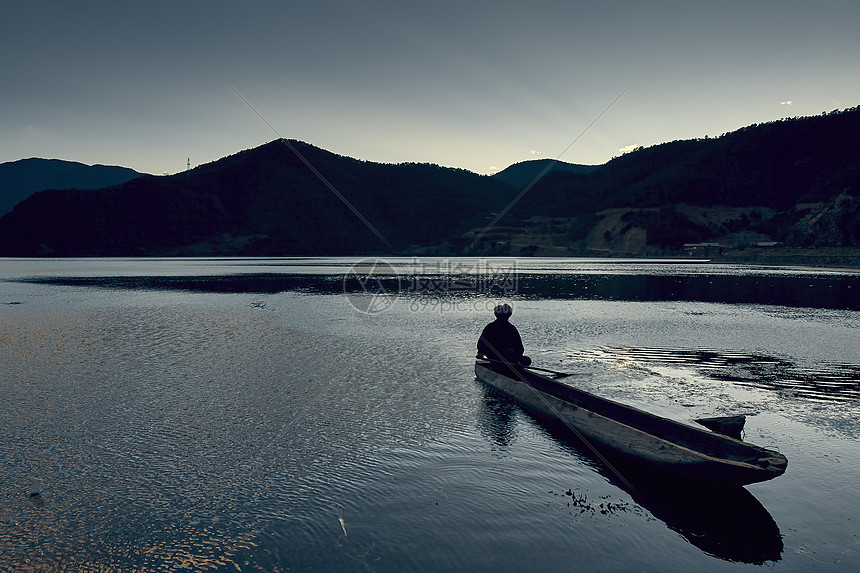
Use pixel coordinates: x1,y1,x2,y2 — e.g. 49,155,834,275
477,356,574,378
523,364,575,378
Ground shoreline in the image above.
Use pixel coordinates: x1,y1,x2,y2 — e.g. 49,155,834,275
709,247,860,271
0,248,858,271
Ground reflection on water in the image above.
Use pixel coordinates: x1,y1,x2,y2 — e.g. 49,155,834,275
575,346,860,403
476,385,519,449
12,261,860,310
476,381,784,565
628,477,783,564
513,272,859,310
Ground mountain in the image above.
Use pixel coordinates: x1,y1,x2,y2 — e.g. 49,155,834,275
0,107,858,259
469,107,860,257
0,141,516,256
0,158,144,217
519,109,860,213
492,159,597,189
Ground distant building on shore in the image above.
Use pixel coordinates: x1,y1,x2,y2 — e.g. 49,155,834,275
683,243,727,257
684,240,783,257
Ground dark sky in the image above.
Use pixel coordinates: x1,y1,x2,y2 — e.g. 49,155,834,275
3,0,858,175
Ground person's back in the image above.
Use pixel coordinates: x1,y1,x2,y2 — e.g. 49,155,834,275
477,303,530,365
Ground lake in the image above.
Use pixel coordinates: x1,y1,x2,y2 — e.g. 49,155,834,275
1,257,858,572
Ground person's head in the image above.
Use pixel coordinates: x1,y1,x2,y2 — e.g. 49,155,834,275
493,303,513,321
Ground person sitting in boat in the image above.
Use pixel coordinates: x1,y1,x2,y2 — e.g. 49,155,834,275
477,303,532,366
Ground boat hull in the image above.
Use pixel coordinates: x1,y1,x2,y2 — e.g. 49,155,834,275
475,361,787,486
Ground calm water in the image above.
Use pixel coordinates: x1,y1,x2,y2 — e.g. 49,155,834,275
1,257,859,572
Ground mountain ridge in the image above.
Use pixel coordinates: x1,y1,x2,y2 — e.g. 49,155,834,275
1,108,858,258
0,140,518,256
0,158,145,217
491,158,598,189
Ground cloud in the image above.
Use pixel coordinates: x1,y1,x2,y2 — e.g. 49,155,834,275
780,100,793,106
618,144,639,155
530,150,540,155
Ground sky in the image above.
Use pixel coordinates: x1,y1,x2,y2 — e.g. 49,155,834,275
2,0,859,176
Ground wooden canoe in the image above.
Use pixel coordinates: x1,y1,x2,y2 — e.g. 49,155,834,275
475,359,787,486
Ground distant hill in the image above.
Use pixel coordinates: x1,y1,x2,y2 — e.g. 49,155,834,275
0,142,516,256
520,109,860,214
0,158,144,217
471,107,860,257
0,107,858,258
492,159,597,189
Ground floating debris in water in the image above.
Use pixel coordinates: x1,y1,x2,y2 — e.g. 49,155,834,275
28,491,45,508
551,489,639,518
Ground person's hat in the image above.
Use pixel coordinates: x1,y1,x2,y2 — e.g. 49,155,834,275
494,303,512,317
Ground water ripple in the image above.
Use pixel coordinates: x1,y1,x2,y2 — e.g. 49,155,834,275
575,346,860,403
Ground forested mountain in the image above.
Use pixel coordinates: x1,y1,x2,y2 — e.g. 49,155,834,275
0,141,515,256
517,108,860,213
0,107,858,258
470,107,860,256
491,159,597,189
0,158,144,217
